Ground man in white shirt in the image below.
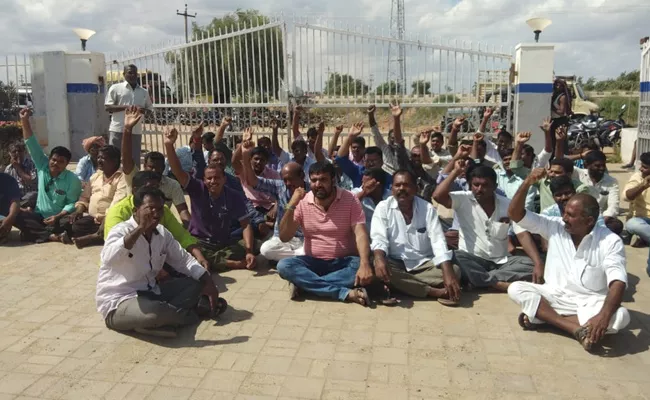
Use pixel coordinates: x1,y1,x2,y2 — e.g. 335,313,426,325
371,170,461,305
433,162,544,292
96,187,222,338
105,64,153,166
507,169,630,352
571,150,623,234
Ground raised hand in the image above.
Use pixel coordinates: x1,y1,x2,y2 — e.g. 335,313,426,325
137,205,159,232
19,108,32,121
124,106,143,129
419,130,432,146
270,118,278,131
452,117,466,130
555,125,567,141
516,131,532,144
317,121,325,134
361,178,380,196
241,139,255,155
432,125,442,133
540,117,551,133
453,159,468,174
334,125,344,135
288,187,306,208
221,116,232,127
367,105,376,114
474,132,485,142
390,102,402,118
483,107,494,119
527,168,547,183
242,127,254,142
191,121,205,137
163,128,179,146
348,121,364,137
455,144,472,159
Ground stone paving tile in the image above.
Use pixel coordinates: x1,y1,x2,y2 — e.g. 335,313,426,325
1,167,650,399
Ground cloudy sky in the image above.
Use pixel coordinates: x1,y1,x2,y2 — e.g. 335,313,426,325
1,0,648,88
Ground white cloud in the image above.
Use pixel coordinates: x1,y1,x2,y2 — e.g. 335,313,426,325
0,0,647,86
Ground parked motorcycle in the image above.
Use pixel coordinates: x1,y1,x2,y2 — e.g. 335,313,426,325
596,104,626,148
567,117,601,150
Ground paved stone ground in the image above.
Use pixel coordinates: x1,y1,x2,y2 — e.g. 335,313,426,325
1,165,649,400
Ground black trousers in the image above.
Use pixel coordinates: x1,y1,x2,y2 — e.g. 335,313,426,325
14,211,101,243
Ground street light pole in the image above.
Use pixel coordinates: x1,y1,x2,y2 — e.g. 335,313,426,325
176,4,196,105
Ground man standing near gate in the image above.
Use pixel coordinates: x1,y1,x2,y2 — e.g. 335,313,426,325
105,64,153,166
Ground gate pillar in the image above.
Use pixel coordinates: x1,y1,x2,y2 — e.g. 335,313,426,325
30,51,109,160
513,43,555,153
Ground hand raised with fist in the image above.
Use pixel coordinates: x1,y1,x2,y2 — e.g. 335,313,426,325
516,131,532,144
164,128,179,146
288,187,306,208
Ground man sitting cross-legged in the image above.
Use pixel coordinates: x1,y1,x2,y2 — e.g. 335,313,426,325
13,108,82,243
371,170,462,306
433,161,544,292
239,139,308,262
624,152,650,276
507,168,630,352
277,162,374,305
165,127,260,272
104,170,211,276
97,187,222,338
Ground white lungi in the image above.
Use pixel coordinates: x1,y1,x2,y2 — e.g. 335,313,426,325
508,281,630,333
260,237,305,262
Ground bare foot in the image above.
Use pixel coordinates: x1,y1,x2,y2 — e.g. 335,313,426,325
426,287,448,298
226,260,248,270
346,288,368,307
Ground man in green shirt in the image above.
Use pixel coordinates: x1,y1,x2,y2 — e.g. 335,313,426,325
13,109,82,243
104,170,210,271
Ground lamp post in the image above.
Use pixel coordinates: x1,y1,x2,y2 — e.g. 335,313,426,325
72,28,96,51
525,18,552,43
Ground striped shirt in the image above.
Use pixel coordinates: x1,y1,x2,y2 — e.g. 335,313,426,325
294,188,365,259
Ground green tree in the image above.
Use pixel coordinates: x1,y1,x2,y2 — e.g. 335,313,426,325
0,81,17,110
323,73,369,96
376,81,402,96
411,80,431,96
166,10,285,103
579,71,640,92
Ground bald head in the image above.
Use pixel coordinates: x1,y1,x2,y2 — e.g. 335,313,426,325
568,193,600,221
282,161,303,177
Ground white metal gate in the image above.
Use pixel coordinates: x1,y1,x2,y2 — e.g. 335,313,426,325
638,39,650,155
290,18,514,136
0,54,32,121
105,16,289,153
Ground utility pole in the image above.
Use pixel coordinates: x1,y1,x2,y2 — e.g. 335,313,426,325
176,4,196,104
387,0,406,96
176,4,197,43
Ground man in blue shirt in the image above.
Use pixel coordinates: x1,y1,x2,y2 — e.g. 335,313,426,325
13,109,82,243
0,173,21,242
335,122,392,189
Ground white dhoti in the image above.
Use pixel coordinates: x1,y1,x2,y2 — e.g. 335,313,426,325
260,236,305,262
508,281,630,333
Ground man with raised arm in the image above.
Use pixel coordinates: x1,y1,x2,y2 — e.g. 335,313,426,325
336,122,392,189
507,168,630,352
371,169,462,305
292,105,332,160
276,162,374,305
165,127,259,272
97,187,222,338
13,109,82,243
240,138,309,262
105,64,153,165
433,161,543,292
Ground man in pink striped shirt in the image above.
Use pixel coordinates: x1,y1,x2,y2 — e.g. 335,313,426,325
277,162,374,305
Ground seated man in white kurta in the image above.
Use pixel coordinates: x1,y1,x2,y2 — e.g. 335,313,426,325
506,168,630,352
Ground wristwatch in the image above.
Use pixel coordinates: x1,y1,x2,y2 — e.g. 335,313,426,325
285,205,296,211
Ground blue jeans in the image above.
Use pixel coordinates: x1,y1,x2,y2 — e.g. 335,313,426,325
625,217,650,276
276,256,360,301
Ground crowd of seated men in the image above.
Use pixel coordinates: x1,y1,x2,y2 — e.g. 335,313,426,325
0,103,639,352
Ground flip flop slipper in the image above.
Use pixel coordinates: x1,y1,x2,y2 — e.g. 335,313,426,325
437,298,460,307
518,312,538,330
573,326,593,351
214,297,228,316
380,285,398,307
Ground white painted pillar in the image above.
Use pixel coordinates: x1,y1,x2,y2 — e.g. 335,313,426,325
513,43,555,153
29,51,109,160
